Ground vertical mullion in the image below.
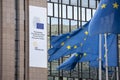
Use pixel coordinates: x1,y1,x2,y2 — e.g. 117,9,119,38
53,3,54,17
61,0,64,78
69,1,71,77
88,0,90,8
61,0,63,33
58,0,60,35
58,0,61,78
66,5,68,19
80,0,82,26
95,0,98,8
72,6,74,20
69,19,72,78
69,0,71,5
23,0,26,80
85,8,87,21
77,0,80,79
91,9,93,18
80,0,82,78
77,0,79,29
49,17,52,76
15,0,20,80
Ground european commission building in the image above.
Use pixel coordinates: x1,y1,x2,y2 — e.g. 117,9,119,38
0,0,120,80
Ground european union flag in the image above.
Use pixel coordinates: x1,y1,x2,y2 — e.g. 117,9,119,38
89,0,120,35
48,22,93,61
36,23,44,29
58,34,117,70
57,53,81,70
57,33,118,70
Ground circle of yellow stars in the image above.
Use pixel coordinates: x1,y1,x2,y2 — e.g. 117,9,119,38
101,2,119,9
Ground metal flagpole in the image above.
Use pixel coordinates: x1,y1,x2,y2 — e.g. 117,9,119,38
116,35,119,80
99,34,102,80
104,33,108,80
116,67,119,80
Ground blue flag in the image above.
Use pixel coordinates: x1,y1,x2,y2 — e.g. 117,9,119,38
89,0,120,35
48,22,92,61
57,34,118,70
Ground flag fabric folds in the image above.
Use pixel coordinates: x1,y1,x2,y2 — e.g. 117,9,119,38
56,34,118,70
57,53,81,70
89,0,120,35
48,22,92,61
52,34,118,70
92,34,117,67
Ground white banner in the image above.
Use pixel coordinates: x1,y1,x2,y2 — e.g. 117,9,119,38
29,6,47,68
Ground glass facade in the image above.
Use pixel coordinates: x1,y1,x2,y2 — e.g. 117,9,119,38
47,0,120,80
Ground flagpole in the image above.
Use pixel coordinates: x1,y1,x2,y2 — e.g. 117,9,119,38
99,34,102,80
116,67,119,80
116,35,119,80
104,33,108,80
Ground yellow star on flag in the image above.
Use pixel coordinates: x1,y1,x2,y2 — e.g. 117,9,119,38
85,31,88,35
74,45,77,49
67,36,70,39
80,43,83,47
84,38,87,41
75,54,78,57
113,2,119,9
83,53,87,56
101,4,107,9
67,45,71,50
104,54,106,58
61,42,64,46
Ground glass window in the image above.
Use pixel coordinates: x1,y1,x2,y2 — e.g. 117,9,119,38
55,77,59,80
63,77,67,80
86,9,91,21
51,18,58,35
92,9,96,16
82,8,85,21
74,6,77,20
59,4,61,17
62,5,67,18
63,19,69,33
81,0,88,7
48,3,53,16
71,20,77,31
63,0,69,4
67,6,72,19
89,0,96,8
51,0,58,3
71,0,77,5
48,76,54,80
54,4,58,17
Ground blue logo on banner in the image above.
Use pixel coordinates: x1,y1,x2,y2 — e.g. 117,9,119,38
36,23,44,29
